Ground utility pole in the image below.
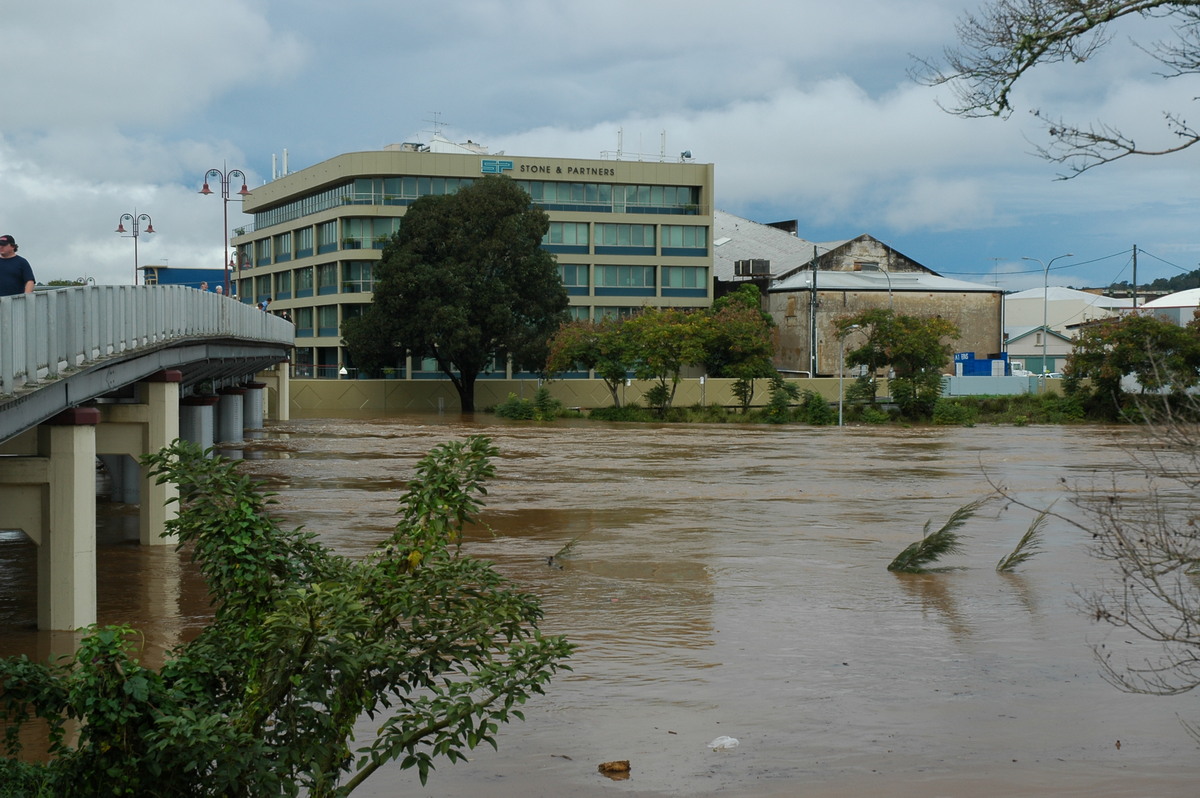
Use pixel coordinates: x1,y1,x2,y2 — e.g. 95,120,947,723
1131,244,1138,308
809,245,819,377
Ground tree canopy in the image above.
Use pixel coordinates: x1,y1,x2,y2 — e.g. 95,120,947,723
916,0,1200,175
342,176,569,411
1064,310,1200,415
0,437,571,796
545,294,776,414
836,309,960,418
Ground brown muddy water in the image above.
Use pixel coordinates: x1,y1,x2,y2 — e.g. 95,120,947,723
1,417,1196,797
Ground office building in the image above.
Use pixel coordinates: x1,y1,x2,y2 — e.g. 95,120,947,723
235,136,715,377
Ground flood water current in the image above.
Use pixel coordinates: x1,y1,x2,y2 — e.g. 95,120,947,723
1,416,1197,797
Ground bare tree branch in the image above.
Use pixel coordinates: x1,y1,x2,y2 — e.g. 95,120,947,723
914,0,1200,176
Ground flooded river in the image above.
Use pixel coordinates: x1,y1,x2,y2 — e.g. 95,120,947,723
1,417,1196,796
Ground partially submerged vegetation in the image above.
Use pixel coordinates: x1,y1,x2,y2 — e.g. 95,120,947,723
0,437,571,796
887,497,988,573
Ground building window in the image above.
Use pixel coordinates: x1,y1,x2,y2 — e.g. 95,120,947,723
275,270,292,300
558,263,589,296
294,307,314,337
543,222,590,246
595,265,655,293
568,306,591,321
316,263,338,295
342,217,400,249
662,266,707,289
343,261,375,293
317,220,338,254
317,305,339,337
661,225,707,252
296,226,314,258
273,232,292,263
595,224,655,247
255,238,272,266
595,306,640,320
296,266,314,298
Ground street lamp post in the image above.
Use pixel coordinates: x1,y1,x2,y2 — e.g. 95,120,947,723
1021,253,1074,376
838,324,861,427
115,212,155,285
200,165,250,296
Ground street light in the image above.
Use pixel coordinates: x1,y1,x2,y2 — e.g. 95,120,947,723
200,164,250,295
115,212,155,285
838,324,862,427
1021,253,1074,376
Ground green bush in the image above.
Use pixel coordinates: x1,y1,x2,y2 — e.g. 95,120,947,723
588,404,655,422
795,390,836,425
932,399,978,426
493,387,564,421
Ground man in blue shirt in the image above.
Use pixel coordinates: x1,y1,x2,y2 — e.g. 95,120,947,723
0,235,35,296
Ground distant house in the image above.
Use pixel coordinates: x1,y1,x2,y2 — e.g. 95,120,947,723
1004,325,1074,375
712,211,1003,376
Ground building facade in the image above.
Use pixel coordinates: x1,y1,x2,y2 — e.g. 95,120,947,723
234,140,715,378
712,212,1004,376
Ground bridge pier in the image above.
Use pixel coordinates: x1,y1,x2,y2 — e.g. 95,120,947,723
0,408,100,631
180,395,219,455
216,386,246,444
96,371,181,546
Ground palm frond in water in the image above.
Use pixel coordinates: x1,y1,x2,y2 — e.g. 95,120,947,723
996,504,1052,573
553,536,580,560
888,497,988,573
546,536,580,569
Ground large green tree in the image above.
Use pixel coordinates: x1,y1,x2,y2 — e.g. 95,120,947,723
0,437,571,796
916,0,1200,175
343,176,569,411
837,309,960,419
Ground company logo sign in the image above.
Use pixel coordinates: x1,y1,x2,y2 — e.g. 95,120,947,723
480,159,514,174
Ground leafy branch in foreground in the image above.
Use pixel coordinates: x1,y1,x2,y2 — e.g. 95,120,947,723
0,435,572,797
888,497,989,573
996,504,1052,573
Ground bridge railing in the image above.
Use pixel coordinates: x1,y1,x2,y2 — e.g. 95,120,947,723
0,285,295,396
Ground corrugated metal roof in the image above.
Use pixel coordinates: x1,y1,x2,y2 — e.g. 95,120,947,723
770,269,1000,294
1006,286,1133,307
712,210,845,280
1141,287,1200,308
713,210,999,295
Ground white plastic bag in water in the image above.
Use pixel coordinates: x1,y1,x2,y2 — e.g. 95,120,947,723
707,735,739,750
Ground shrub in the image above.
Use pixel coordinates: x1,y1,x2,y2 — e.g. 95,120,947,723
795,390,836,425
932,399,978,426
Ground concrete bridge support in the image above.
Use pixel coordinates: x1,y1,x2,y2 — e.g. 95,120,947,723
180,395,218,456
96,371,181,546
216,386,246,444
0,408,100,631
242,382,266,430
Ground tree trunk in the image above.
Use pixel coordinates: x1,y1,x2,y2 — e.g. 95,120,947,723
457,373,477,412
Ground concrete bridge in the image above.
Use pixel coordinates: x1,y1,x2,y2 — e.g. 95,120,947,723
0,285,294,631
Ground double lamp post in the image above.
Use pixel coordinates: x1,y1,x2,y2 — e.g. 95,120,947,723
200,165,250,295
115,212,155,286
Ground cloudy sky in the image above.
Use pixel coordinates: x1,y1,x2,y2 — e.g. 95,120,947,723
3,0,1198,292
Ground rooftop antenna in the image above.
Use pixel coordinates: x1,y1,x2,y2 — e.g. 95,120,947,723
423,111,449,139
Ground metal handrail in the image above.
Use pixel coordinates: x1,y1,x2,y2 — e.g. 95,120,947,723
0,285,294,396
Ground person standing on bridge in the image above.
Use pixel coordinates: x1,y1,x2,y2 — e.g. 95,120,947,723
0,235,35,296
